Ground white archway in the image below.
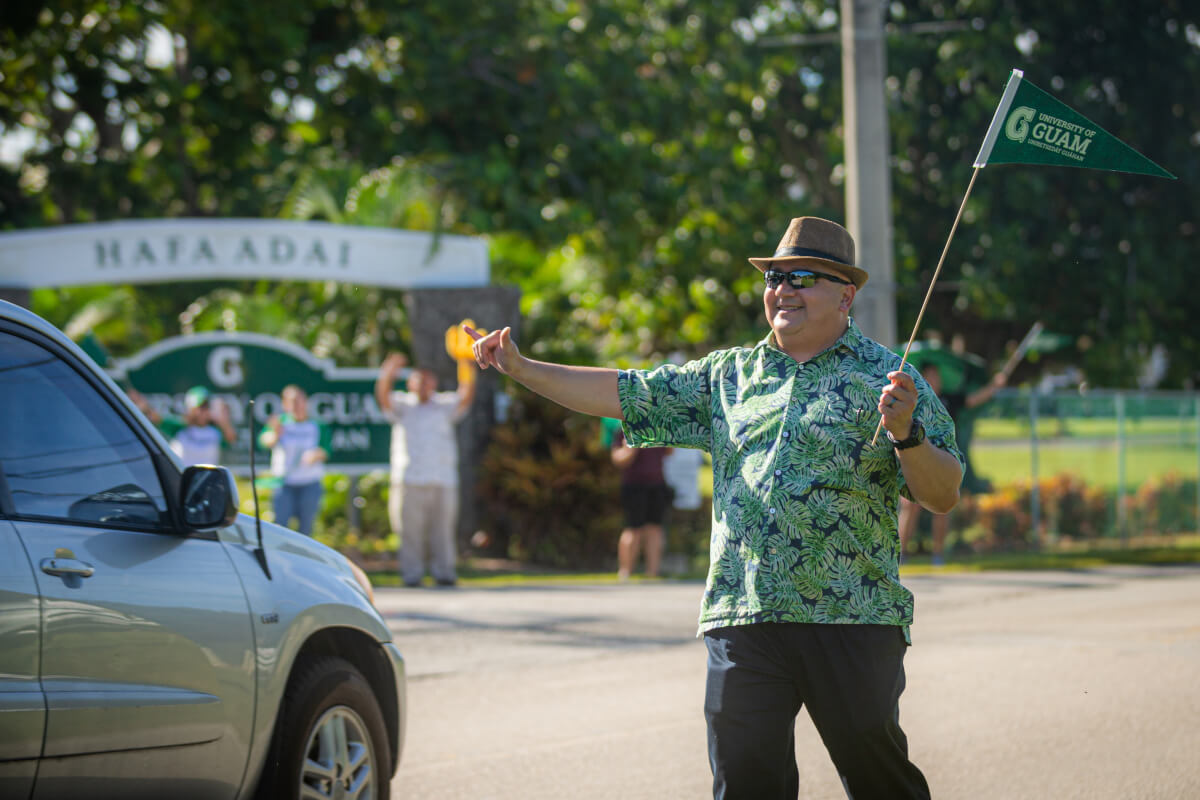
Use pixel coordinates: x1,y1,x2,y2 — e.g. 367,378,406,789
0,218,488,290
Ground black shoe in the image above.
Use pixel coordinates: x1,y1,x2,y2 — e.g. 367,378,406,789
434,578,457,587
403,580,422,588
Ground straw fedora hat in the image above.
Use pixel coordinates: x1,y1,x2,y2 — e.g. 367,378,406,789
748,217,868,289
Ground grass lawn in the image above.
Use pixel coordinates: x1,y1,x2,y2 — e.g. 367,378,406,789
972,440,1199,490
974,416,1198,441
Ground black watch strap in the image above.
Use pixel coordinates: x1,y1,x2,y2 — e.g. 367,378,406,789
887,421,925,450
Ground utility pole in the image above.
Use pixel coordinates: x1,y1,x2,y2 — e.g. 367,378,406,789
840,0,895,346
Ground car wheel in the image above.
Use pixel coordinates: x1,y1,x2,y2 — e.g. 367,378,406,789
259,655,391,800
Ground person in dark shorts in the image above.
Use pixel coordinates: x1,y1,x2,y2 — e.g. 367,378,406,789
612,427,672,580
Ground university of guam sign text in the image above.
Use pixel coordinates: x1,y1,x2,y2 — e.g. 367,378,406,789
109,333,398,474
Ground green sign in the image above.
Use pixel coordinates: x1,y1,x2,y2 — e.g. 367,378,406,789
109,333,397,475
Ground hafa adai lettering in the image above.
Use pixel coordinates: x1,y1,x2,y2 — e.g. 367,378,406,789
94,235,352,270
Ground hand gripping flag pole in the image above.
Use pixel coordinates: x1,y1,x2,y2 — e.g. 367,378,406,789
871,68,1175,445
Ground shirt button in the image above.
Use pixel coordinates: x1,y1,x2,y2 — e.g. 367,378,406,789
774,469,782,476
782,431,790,438
769,507,776,514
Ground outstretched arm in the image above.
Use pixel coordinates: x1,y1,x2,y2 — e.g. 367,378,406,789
466,325,622,420
456,361,478,417
965,372,1007,409
375,352,407,415
127,389,163,425
258,414,283,449
212,398,238,445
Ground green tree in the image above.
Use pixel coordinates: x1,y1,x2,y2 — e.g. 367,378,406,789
4,0,1199,386
875,0,1199,387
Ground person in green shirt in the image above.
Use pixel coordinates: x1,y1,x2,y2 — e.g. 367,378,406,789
466,217,963,800
131,385,237,468
258,385,330,537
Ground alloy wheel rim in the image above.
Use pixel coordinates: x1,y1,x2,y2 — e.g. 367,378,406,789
299,704,375,800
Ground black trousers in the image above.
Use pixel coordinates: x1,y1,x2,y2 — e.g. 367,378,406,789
703,622,931,800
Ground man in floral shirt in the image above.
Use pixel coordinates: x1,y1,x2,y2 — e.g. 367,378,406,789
468,217,964,799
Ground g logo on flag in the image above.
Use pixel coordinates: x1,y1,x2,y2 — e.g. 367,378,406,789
1005,106,1035,144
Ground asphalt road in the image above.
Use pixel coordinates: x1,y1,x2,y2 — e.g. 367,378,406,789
377,564,1200,799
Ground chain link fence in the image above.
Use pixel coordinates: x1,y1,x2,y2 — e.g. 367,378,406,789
952,389,1200,551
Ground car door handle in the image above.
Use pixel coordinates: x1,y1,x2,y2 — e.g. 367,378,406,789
41,557,95,578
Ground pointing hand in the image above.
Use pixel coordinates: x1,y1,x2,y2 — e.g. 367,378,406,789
464,325,520,375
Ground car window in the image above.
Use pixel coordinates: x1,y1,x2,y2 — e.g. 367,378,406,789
0,331,169,528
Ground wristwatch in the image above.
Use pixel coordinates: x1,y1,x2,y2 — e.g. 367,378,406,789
887,421,926,450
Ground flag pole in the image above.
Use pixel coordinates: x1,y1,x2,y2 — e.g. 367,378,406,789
871,166,982,445
872,70,1017,445
998,320,1045,380
871,64,1174,445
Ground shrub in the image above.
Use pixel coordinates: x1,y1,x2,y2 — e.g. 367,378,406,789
476,392,714,570
973,483,1035,551
958,473,1111,551
314,471,396,558
953,470,1198,553
1039,473,1110,539
1128,472,1198,535
242,472,397,562
477,393,625,569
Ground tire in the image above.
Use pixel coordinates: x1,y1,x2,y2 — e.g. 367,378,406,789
258,655,391,800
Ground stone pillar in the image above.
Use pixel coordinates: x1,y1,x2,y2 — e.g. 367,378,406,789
405,286,522,544
0,287,31,309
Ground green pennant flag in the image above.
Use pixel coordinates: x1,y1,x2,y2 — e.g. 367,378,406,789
974,69,1175,179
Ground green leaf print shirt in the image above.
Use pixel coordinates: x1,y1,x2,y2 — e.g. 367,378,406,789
617,320,963,639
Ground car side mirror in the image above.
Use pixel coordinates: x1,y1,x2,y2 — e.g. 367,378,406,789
180,466,239,530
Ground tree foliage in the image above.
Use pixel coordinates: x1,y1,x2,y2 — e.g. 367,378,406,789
878,0,1199,387
2,0,1198,385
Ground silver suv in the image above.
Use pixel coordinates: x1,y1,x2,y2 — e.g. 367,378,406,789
0,300,404,800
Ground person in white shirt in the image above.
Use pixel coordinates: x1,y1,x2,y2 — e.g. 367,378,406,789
375,355,476,587
662,447,704,513
258,385,330,536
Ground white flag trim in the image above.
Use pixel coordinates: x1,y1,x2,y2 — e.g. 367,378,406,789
973,68,1025,168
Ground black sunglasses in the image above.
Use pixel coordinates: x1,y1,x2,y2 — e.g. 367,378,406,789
763,269,852,290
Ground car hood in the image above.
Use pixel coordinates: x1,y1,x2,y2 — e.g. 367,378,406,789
219,513,371,602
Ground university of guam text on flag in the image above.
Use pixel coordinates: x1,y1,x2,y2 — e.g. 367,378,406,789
870,68,1174,445
974,68,1175,178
